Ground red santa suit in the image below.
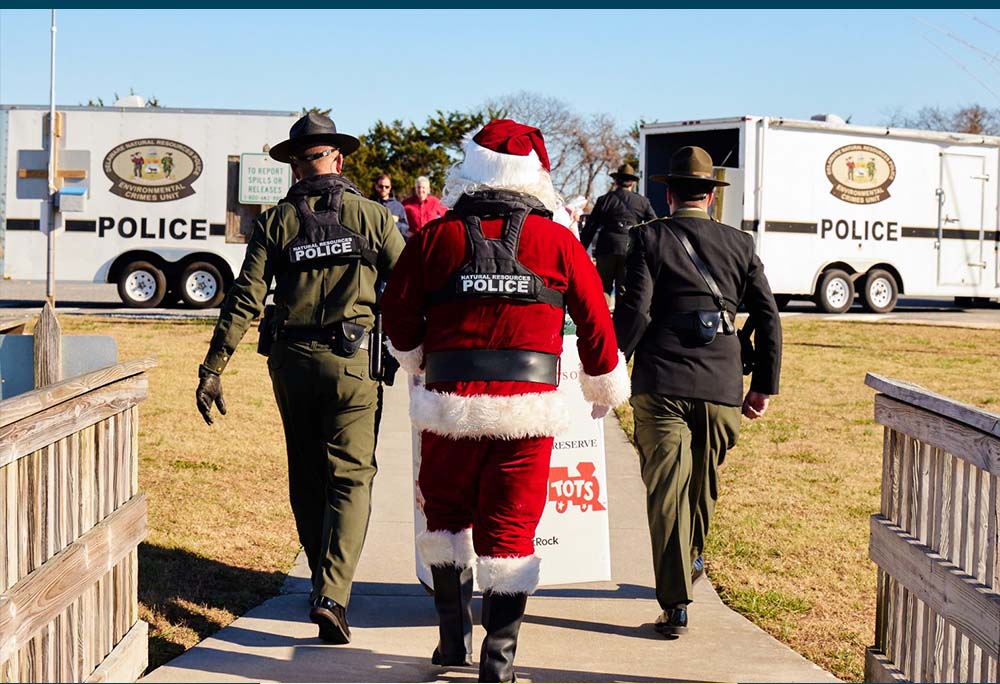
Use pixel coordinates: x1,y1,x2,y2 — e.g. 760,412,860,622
383,121,628,580
382,120,628,681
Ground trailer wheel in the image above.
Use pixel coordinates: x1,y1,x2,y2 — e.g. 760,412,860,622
861,269,898,313
117,260,167,308
179,261,225,309
816,269,854,314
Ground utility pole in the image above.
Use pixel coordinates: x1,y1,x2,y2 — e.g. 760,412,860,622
46,9,57,306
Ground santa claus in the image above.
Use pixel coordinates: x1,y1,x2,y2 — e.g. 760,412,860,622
382,119,629,682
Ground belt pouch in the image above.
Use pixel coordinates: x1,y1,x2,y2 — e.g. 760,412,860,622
693,310,721,346
337,321,367,357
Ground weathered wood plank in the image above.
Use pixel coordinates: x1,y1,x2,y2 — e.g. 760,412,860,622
865,646,909,682
33,303,61,389
0,316,34,335
868,373,1000,439
0,375,148,469
0,358,156,429
0,495,147,661
870,514,1000,659
84,619,147,683
875,395,1000,477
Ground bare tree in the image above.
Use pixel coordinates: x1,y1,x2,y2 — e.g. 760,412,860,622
483,91,633,201
886,104,1000,135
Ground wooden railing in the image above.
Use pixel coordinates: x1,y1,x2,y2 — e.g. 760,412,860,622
865,373,1000,683
0,356,155,682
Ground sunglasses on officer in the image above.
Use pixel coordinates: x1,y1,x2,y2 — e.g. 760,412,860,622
288,147,339,164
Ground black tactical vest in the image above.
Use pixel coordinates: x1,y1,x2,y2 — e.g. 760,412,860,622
281,174,377,269
427,190,564,310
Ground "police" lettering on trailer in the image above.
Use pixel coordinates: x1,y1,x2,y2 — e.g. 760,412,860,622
820,219,900,241
98,216,209,240
459,274,533,295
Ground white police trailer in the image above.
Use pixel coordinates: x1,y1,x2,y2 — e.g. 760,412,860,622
0,104,298,308
639,115,1000,313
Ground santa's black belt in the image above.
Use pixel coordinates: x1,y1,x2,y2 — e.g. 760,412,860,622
424,350,559,385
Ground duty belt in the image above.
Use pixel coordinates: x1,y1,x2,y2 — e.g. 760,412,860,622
278,326,370,349
424,350,559,385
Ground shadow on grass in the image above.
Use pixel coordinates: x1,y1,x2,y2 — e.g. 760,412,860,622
138,542,288,672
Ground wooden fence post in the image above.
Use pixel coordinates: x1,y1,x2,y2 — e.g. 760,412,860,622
33,303,61,388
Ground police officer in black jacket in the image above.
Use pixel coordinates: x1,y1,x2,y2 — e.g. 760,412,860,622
613,146,782,637
580,163,656,307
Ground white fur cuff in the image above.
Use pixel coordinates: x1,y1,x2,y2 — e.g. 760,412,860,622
477,555,541,595
410,385,570,439
387,341,424,374
417,528,476,569
580,352,631,407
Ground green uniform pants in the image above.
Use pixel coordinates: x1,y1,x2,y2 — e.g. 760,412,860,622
268,340,381,607
630,393,741,608
595,254,627,308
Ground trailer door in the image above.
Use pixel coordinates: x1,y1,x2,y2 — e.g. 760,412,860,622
937,153,987,287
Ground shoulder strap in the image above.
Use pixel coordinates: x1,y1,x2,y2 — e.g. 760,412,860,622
664,223,735,334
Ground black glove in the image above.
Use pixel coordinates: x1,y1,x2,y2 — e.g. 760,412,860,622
196,365,227,425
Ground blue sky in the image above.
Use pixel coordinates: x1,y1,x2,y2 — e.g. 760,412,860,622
2,9,999,135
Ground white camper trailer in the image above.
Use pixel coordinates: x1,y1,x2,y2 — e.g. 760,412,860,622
0,105,298,308
639,116,1000,313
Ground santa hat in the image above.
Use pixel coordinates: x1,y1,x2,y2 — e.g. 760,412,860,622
455,119,551,188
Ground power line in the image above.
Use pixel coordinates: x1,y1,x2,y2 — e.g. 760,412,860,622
922,33,1000,103
914,16,1000,75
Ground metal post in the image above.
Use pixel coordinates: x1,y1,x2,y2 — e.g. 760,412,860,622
46,9,57,306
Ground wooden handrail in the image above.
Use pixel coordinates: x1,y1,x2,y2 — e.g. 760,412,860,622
866,372,1000,438
0,357,156,429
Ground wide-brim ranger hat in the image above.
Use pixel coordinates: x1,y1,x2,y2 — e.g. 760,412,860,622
268,112,360,163
610,163,639,182
453,118,552,188
649,146,729,187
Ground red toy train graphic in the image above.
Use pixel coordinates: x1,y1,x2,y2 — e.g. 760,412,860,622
547,462,607,513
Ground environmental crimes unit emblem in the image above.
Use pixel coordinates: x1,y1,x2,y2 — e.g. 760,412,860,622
825,144,896,205
103,138,203,202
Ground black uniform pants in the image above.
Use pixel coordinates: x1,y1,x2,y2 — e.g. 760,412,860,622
268,340,382,607
595,254,627,307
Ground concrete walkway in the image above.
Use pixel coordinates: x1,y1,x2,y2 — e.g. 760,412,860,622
144,381,838,683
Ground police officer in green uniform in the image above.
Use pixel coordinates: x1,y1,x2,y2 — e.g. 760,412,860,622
195,112,405,644
613,147,782,637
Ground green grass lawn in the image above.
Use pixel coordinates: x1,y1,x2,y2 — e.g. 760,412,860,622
55,316,1000,680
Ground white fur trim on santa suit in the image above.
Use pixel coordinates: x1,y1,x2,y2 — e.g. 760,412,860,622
386,340,424,375
579,352,631,408
410,384,570,440
477,555,541,595
417,527,476,569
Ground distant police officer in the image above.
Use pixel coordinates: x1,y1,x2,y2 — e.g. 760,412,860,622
613,146,782,636
580,163,657,307
195,112,405,644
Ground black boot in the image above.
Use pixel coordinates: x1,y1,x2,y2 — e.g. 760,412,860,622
478,591,527,683
430,564,474,666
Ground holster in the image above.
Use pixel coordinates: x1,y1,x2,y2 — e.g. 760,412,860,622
368,310,399,386
256,305,276,357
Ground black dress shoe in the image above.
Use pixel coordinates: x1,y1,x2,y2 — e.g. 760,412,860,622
310,596,351,644
654,606,689,636
691,555,705,584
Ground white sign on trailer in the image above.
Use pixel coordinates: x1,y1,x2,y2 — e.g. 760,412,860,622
239,153,291,205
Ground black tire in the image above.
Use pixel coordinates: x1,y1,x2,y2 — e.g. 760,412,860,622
178,261,225,309
117,260,167,308
773,294,792,311
815,269,855,314
861,269,899,313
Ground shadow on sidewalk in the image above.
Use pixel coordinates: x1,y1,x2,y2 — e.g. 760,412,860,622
139,543,288,670
162,639,694,683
